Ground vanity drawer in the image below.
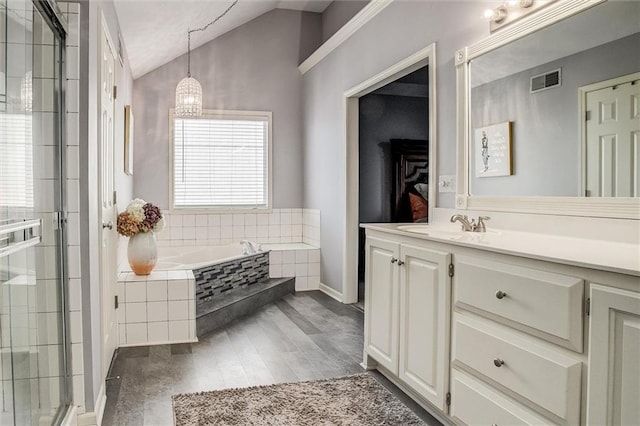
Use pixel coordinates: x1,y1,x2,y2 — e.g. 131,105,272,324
452,314,582,425
454,255,584,351
450,368,551,426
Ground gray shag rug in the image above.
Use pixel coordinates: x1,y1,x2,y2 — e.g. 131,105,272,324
172,373,426,425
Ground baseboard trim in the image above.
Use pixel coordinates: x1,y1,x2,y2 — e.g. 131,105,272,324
60,404,78,426
319,282,343,303
77,412,96,426
77,382,106,426
117,337,198,348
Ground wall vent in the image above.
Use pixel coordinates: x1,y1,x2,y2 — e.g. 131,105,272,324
530,68,561,93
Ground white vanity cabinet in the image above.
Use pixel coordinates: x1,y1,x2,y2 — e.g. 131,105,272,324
362,223,639,426
364,233,451,410
586,284,640,426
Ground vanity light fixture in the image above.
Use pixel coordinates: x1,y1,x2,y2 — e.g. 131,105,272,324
175,0,238,117
487,0,556,33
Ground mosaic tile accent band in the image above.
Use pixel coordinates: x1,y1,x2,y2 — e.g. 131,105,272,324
194,252,269,305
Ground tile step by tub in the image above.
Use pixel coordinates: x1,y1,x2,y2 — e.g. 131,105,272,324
196,277,295,336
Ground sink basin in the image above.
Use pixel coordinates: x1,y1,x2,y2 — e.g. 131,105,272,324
396,225,462,238
396,224,499,243
396,225,431,234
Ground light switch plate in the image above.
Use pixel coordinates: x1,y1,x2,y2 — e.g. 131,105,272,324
438,175,456,193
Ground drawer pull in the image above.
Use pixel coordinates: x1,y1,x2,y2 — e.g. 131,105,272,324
391,257,397,263
397,260,405,266
495,290,507,299
493,358,505,367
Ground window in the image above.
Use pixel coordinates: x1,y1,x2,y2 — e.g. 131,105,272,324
171,110,271,210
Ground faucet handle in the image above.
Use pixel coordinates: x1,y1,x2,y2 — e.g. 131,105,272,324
476,216,490,232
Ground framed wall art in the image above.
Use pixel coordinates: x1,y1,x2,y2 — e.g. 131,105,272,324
124,105,134,175
474,121,512,178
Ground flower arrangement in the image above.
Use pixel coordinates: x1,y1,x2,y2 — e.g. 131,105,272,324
116,198,165,237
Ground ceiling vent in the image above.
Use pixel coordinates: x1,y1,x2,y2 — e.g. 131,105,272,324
530,68,561,93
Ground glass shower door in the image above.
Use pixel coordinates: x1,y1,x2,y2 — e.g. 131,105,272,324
0,0,70,424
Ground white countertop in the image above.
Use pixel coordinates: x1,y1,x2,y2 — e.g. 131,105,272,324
361,223,640,277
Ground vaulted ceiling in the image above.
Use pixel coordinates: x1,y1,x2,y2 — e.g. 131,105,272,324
113,0,332,79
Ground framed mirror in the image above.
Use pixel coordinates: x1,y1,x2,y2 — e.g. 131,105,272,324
455,0,640,219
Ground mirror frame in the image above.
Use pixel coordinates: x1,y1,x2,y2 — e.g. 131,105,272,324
455,0,640,220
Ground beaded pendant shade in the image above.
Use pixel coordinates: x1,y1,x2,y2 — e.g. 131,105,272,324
174,0,238,118
175,76,202,117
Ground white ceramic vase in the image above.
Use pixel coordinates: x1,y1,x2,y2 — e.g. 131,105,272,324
128,232,157,275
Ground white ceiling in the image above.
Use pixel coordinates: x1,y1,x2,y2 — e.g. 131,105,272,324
113,0,332,79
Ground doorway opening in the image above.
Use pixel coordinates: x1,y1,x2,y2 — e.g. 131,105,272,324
356,67,430,308
343,45,436,306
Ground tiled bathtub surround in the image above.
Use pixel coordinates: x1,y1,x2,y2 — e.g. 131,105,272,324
302,209,320,247
158,208,321,247
116,270,197,346
267,244,321,291
194,252,269,305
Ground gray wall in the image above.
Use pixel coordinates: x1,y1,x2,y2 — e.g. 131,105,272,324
78,0,134,411
359,94,428,223
133,9,316,209
471,33,640,197
303,1,487,293
322,0,368,42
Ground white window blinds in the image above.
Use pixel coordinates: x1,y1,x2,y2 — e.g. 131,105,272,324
0,114,34,209
172,112,270,209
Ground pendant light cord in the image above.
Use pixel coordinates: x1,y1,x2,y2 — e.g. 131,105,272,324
186,0,239,77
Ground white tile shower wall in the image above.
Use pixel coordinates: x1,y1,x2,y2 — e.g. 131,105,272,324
116,270,197,346
268,246,321,291
158,209,321,248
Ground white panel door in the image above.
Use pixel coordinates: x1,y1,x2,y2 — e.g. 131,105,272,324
99,16,118,378
586,73,640,197
587,284,640,426
398,244,450,410
364,236,400,373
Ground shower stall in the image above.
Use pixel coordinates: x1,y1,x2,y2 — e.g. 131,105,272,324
0,0,71,424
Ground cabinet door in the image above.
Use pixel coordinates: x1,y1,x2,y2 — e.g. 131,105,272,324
364,236,400,373
587,284,640,426
398,244,451,410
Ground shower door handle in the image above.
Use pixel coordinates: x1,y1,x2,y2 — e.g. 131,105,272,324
102,221,113,230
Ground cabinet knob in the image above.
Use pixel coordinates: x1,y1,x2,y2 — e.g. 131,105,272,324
391,257,398,263
495,290,507,300
493,358,505,367
397,260,405,266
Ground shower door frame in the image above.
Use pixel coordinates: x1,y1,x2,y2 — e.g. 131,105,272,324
32,1,72,423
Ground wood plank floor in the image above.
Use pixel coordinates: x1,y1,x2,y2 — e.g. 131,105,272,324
102,291,442,425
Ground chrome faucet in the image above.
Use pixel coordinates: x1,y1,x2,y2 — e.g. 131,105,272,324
240,240,262,255
450,214,490,232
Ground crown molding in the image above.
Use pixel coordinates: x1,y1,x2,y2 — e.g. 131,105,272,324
298,0,393,75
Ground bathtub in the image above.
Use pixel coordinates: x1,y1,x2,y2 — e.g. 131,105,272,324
153,243,270,306
155,244,248,270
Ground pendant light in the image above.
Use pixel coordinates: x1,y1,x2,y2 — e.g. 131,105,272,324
175,0,238,117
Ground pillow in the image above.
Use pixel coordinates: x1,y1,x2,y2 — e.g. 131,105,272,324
408,193,428,222
414,183,429,200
